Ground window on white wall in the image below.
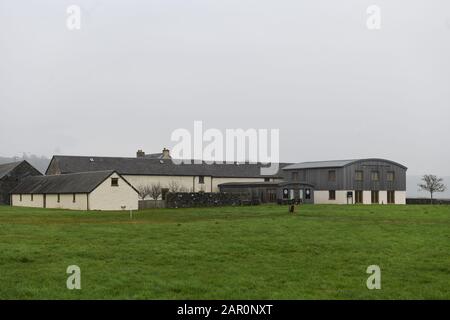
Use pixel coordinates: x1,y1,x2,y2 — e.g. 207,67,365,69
111,178,119,187
329,190,336,200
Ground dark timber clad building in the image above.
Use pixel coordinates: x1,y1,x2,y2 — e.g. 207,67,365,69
282,159,407,204
219,158,407,204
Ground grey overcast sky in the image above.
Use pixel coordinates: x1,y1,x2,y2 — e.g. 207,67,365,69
1,0,449,175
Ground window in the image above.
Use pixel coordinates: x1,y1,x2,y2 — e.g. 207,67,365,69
305,188,311,200
299,189,304,200
264,178,270,182
371,171,379,181
328,170,336,182
31,194,33,201
73,194,76,203
198,176,205,184
387,171,395,182
355,191,363,204
329,190,336,200
355,171,364,181
371,191,379,204
111,178,119,187
282,188,289,199
57,194,61,203
19,194,22,202
387,191,395,204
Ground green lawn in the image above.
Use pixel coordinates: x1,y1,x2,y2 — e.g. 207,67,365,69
0,204,449,299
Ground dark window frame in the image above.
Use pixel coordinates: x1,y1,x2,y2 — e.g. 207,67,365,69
371,190,379,204
355,170,364,181
387,190,395,204
371,171,380,181
111,178,119,187
57,194,61,203
328,170,336,182
355,190,364,204
387,171,395,182
198,176,205,184
73,193,76,203
329,190,336,200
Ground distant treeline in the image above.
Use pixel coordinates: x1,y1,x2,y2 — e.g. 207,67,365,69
0,154,50,174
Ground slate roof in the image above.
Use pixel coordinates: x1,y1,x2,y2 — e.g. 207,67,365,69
46,156,291,178
0,161,23,179
144,153,165,159
10,170,118,194
283,158,407,170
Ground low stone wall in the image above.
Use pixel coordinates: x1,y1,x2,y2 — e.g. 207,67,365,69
165,192,250,208
138,200,166,209
406,198,450,205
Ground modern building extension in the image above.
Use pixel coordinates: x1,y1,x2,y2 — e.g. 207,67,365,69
282,159,407,204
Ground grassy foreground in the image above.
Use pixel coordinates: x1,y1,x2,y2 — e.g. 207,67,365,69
0,204,449,300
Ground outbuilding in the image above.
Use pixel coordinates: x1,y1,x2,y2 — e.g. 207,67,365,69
0,161,42,205
10,170,139,211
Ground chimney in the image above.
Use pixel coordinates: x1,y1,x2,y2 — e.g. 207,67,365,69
136,149,145,158
162,148,171,159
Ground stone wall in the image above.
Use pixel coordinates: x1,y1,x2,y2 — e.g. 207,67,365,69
138,200,166,209
165,192,252,208
406,198,450,205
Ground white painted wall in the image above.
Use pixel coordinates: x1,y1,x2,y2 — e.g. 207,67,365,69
314,190,407,205
395,191,406,205
45,194,88,210
379,191,388,205
89,172,139,210
363,191,372,205
123,174,270,195
11,194,44,208
123,175,206,195
314,190,353,204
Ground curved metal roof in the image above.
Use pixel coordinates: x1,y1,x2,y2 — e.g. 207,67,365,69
283,158,407,170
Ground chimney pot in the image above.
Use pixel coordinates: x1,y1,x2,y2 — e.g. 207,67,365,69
136,150,145,158
162,148,171,159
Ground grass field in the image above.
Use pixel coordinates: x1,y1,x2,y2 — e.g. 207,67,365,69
0,204,449,299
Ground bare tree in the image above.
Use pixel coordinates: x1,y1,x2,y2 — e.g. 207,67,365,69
149,182,162,201
418,175,447,204
136,185,151,200
168,180,182,193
